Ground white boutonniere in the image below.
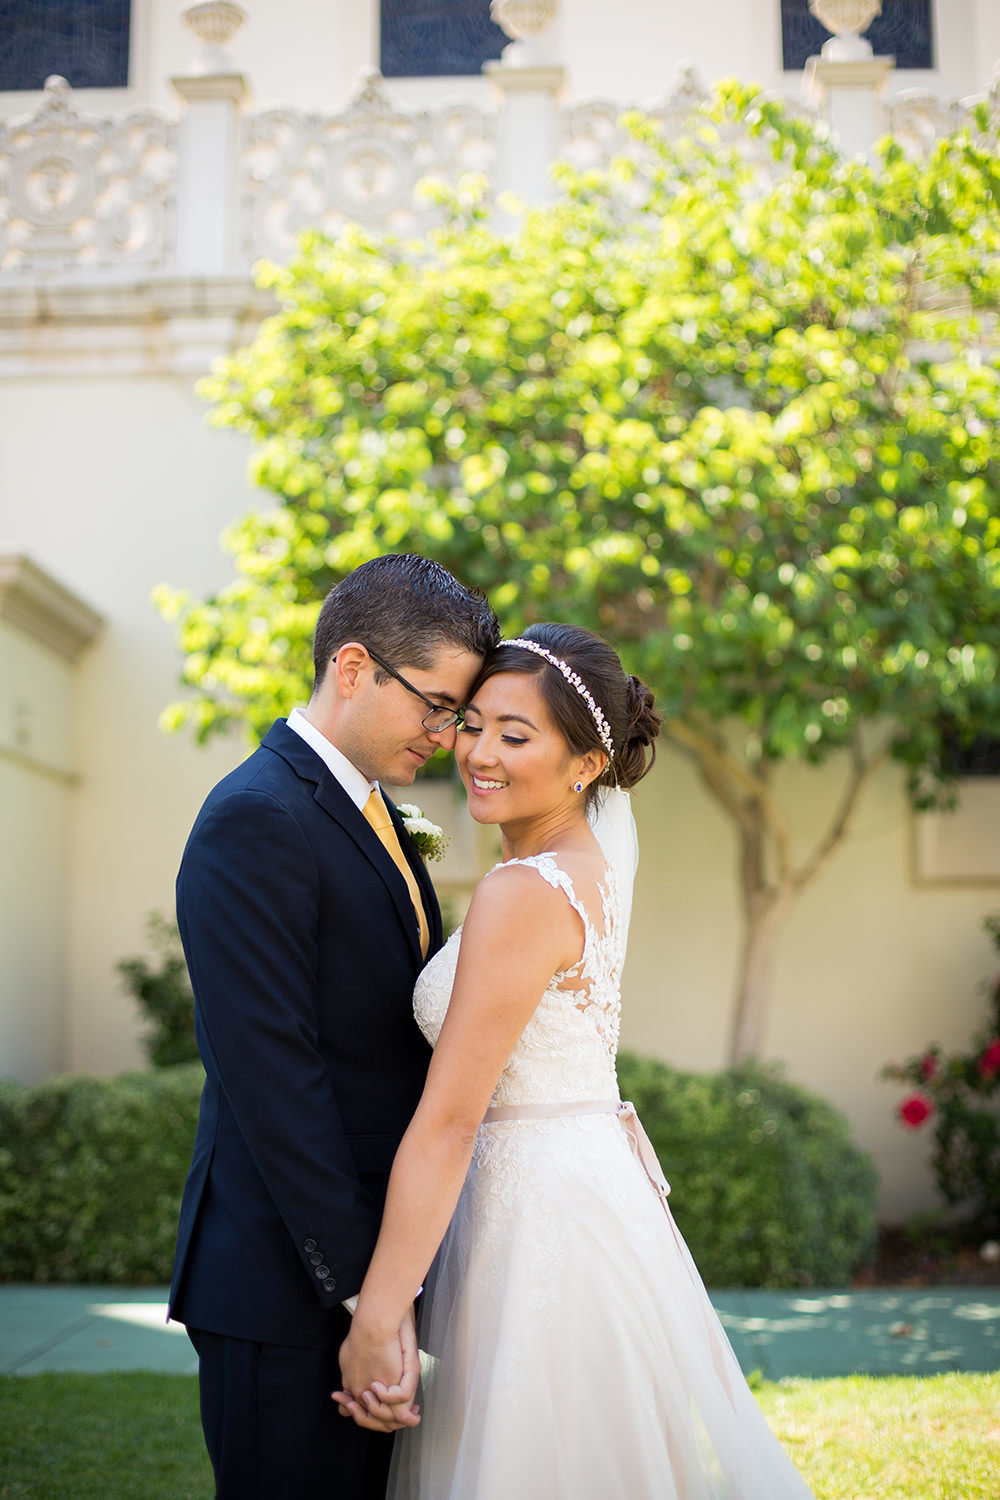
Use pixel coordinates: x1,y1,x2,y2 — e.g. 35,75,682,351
396,803,450,862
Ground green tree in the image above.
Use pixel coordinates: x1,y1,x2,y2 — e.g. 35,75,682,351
158,84,1000,1061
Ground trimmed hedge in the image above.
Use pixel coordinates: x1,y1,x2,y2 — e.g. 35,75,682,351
616,1051,879,1287
0,1064,203,1284
0,1055,877,1287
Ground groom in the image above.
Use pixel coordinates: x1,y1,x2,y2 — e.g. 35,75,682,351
169,554,498,1500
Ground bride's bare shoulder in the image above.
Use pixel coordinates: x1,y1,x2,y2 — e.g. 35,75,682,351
455,859,580,972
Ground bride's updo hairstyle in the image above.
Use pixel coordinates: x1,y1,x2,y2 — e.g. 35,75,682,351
472,623,661,807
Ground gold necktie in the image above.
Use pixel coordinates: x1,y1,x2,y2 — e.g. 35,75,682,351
362,787,430,958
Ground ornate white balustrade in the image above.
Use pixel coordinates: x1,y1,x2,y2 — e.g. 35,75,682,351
1,64,997,285
556,65,713,171
242,72,497,263
886,85,997,156
0,76,177,276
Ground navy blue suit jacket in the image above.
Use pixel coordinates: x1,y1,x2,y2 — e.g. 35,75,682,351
168,719,437,1349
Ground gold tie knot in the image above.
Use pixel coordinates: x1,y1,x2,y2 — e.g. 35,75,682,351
363,788,393,832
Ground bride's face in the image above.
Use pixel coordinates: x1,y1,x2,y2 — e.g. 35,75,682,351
456,671,585,826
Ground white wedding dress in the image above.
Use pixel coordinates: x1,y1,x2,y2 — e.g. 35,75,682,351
388,843,816,1500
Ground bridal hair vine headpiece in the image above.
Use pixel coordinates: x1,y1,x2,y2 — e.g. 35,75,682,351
500,638,615,760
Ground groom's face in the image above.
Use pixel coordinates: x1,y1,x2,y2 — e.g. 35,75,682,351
344,644,483,786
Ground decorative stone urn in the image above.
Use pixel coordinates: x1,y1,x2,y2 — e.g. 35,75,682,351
808,0,882,59
181,1,246,71
490,0,558,41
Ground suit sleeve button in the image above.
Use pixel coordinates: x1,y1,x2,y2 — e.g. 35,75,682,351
323,1279,337,1293
309,1252,323,1266
303,1239,317,1253
315,1265,331,1279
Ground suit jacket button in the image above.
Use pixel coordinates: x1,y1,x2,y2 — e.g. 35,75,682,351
315,1265,331,1279
323,1279,337,1293
309,1252,323,1265
303,1239,317,1253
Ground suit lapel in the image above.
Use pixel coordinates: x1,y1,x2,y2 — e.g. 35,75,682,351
262,720,430,963
315,778,427,964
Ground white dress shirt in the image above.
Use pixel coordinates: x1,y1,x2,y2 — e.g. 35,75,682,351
286,706,374,809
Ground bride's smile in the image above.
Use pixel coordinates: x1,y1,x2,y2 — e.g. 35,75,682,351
456,674,603,855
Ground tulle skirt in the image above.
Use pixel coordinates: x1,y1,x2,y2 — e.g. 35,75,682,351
387,1111,815,1500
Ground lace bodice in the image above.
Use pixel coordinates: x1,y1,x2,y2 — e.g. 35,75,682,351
413,852,623,1107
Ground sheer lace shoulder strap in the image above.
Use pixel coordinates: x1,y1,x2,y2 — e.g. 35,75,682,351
485,853,601,939
487,851,570,894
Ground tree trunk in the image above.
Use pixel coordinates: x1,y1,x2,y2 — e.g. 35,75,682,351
727,802,791,1065
728,889,789,1064
672,723,887,1069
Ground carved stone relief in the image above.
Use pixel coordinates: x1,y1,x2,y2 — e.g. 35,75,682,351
0,66,990,281
559,66,821,195
0,76,177,276
887,77,999,156
242,70,498,262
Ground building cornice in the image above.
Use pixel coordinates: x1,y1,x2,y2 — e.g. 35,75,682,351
0,274,273,377
0,555,104,661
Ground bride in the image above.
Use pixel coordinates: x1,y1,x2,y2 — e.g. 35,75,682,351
333,623,816,1500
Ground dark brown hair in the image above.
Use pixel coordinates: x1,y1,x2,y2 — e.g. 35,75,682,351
312,554,499,687
471,623,661,805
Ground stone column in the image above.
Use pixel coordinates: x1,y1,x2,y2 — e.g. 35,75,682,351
802,1,894,158
171,3,249,274
803,55,895,157
485,0,565,205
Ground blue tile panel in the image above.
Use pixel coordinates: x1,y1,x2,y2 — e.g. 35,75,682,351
780,0,933,72
0,0,130,92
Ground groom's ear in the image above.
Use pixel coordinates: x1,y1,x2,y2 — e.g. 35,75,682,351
333,643,368,698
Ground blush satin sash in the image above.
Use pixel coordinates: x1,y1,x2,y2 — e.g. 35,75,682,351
481,1097,671,1209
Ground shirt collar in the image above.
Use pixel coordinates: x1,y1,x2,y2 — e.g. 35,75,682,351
286,707,374,812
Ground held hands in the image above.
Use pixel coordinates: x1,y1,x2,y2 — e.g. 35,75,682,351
332,1304,421,1432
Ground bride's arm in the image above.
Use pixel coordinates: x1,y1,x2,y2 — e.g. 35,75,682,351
333,862,580,1420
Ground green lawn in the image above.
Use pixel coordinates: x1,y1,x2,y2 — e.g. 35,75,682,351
758,1374,1000,1500
1,1371,997,1499
0,1373,211,1500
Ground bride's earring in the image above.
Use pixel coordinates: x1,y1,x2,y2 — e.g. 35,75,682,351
573,780,584,794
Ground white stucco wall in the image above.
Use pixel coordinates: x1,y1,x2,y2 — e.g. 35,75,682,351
0,620,76,1081
0,376,249,1075
623,752,1000,1223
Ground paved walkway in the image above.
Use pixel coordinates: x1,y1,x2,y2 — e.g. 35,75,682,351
1,1284,998,1379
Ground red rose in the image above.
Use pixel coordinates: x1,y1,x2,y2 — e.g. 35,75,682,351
919,1053,938,1080
898,1094,934,1128
978,1040,1000,1078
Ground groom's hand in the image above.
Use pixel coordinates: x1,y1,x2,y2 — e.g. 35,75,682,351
332,1306,422,1431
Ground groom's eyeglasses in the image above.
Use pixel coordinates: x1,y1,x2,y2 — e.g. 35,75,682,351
366,649,465,733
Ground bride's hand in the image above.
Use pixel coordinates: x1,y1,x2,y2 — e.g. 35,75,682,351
332,1305,422,1432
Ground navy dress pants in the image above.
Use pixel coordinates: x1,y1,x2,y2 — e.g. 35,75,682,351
188,1328,395,1500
